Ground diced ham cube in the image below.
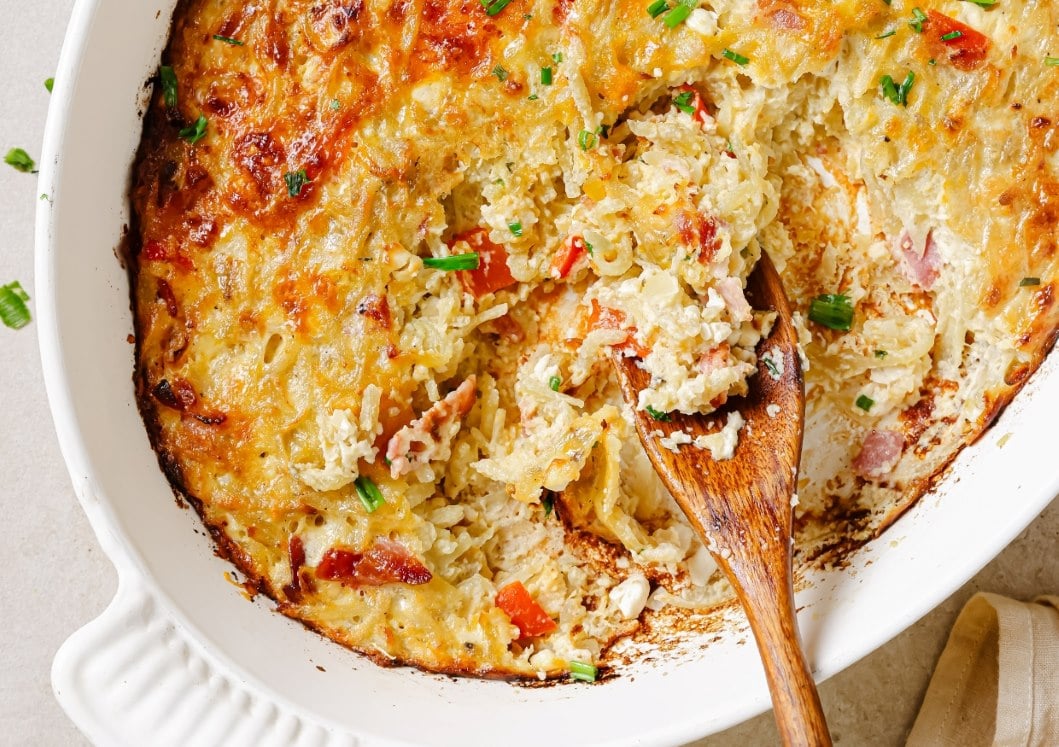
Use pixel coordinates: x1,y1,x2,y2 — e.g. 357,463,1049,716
894,230,942,290
716,277,752,322
853,429,905,479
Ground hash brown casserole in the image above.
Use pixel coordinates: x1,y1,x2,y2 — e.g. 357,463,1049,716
132,0,1059,679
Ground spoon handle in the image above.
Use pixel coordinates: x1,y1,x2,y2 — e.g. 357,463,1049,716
722,539,832,746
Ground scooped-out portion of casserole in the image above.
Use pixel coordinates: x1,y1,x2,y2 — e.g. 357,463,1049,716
131,0,1059,679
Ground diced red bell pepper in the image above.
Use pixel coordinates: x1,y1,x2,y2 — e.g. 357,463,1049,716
495,580,557,638
588,299,649,358
927,11,990,72
550,235,588,279
673,84,710,126
456,228,517,298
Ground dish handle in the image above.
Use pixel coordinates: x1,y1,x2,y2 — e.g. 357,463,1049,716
51,568,356,747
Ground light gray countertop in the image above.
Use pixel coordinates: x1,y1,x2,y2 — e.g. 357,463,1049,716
1,3,1056,744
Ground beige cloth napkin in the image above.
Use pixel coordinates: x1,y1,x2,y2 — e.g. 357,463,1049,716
907,593,1059,746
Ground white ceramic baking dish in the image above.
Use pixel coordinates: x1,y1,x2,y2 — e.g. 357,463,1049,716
36,1,1059,744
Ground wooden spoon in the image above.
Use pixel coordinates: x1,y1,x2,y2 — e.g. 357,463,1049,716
612,252,831,746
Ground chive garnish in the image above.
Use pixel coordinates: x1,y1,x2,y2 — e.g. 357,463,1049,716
1020,277,1041,287
1046,57,1059,66
940,30,963,41
549,375,561,391
874,350,889,359
509,221,523,236
284,169,310,197
480,0,513,16
855,394,875,412
647,0,669,16
44,77,54,93
159,65,178,108
578,129,599,150
354,476,385,513
876,29,896,39
909,7,927,33
722,49,750,66
541,66,553,85
492,64,508,81
662,0,695,28
808,294,854,331
569,661,598,682
0,281,31,330
673,90,695,114
178,115,209,144
880,72,915,106
645,405,671,422
212,34,244,45
4,148,36,174
423,253,480,271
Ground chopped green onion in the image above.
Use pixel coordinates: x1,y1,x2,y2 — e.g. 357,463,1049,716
880,72,915,106
44,77,54,93
584,240,594,255
178,115,209,144
423,253,480,271
330,98,341,110
1046,57,1059,66
647,0,669,16
527,94,539,100
176,116,207,144
722,48,750,66
961,0,996,6
284,169,310,197
492,64,508,81
0,281,31,330
212,34,244,45
159,65,178,108
763,356,781,378
354,476,386,513
673,90,695,114
662,1,693,28
645,405,671,422
508,221,523,236
578,129,598,150
480,0,513,16
548,375,561,391
569,660,598,682
899,71,916,105
909,7,927,33
940,30,963,41
541,66,553,85
880,75,900,104
808,294,854,331
855,394,875,412
4,148,36,174
542,494,554,517
1020,277,1041,287
552,52,563,63
876,29,896,39
874,350,889,359
929,58,937,65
